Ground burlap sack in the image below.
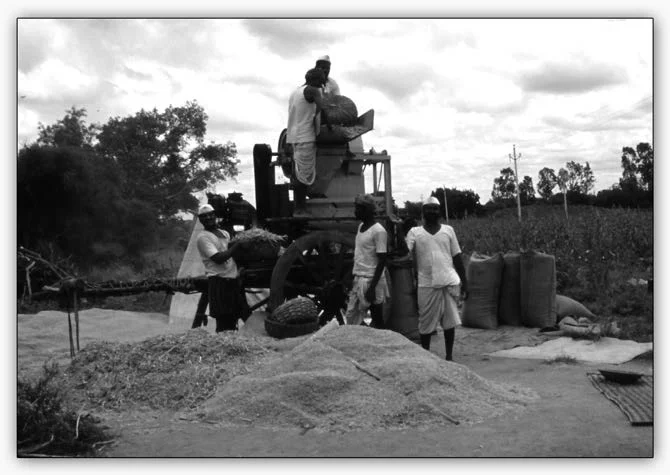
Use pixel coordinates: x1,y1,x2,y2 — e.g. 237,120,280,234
462,252,504,330
498,251,522,326
555,294,596,320
520,251,557,328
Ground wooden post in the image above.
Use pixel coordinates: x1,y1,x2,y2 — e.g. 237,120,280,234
67,309,75,358
73,289,80,352
442,185,449,224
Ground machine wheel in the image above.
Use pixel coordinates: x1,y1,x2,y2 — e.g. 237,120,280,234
277,128,293,178
269,230,355,325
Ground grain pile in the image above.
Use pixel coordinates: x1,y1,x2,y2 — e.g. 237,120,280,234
62,329,278,411
196,326,538,432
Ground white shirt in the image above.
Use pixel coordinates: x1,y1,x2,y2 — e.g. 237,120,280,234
323,77,340,96
406,225,462,288
197,229,238,278
287,85,318,143
353,222,387,277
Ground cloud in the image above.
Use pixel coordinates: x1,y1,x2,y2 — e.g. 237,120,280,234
345,63,439,101
519,60,628,94
241,19,340,58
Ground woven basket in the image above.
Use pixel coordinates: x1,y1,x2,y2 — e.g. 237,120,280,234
271,297,318,323
321,95,358,126
264,317,319,339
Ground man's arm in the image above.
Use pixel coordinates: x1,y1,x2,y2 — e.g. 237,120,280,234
453,252,468,300
209,241,240,265
304,86,332,129
365,252,387,304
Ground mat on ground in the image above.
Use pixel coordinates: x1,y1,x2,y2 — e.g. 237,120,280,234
587,373,653,425
487,336,652,365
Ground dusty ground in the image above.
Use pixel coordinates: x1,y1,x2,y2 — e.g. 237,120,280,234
17,310,653,458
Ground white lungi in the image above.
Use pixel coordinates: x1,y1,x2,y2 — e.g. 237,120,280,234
417,285,461,334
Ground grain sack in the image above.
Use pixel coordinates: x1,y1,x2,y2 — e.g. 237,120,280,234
520,251,557,328
462,253,504,330
498,251,522,326
321,95,358,126
386,257,419,341
555,294,596,320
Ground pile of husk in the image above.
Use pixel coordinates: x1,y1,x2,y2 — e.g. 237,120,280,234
62,329,277,411
196,326,539,432
231,228,284,263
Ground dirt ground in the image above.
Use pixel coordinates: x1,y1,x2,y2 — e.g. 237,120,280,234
17,310,654,458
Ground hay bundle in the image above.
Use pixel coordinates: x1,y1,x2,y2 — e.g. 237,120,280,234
231,228,284,263
321,95,358,126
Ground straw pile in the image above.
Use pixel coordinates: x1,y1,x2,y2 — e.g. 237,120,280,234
62,329,277,411
196,326,538,432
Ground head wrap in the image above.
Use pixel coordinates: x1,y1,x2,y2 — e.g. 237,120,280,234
317,55,331,63
355,194,377,210
422,196,440,207
198,204,215,216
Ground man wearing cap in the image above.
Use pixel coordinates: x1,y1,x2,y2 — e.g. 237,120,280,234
406,196,468,361
343,194,390,328
196,204,247,332
315,55,340,96
287,68,332,215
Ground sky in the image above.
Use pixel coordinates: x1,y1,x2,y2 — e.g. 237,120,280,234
16,17,653,207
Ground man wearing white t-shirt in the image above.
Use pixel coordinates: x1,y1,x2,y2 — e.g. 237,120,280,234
343,194,390,328
196,204,249,332
406,197,469,360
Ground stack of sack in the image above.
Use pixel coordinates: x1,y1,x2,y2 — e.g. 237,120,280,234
462,250,561,330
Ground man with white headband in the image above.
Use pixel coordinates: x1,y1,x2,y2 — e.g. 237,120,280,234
405,196,468,361
196,204,249,332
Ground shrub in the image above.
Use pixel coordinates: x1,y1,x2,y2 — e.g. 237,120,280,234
18,362,111,456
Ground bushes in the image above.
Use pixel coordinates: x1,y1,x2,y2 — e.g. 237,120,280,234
18,362,111,456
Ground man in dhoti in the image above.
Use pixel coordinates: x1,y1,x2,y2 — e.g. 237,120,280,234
343,194,390,328
287,68,331,215
406,196,469,360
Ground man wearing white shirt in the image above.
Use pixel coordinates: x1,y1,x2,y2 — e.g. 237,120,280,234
343,194,389,328
196,204,248,332
406,197,469,360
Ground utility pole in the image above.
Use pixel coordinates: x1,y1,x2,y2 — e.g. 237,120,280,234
442,185,449,224
509,144,522,223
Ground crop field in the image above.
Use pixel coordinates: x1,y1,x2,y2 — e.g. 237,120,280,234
451,205,654,342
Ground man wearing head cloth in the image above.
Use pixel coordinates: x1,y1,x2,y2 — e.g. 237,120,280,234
195,204,249,332
343,194,390,328
405,196,469,360
315,55,340,96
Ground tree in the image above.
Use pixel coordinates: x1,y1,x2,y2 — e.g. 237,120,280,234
491,167,517,203
17,145,156,265
518,176,536,205
95,101,240,218
430,187,482,219
619,143,653,194
36,107,99,150
537,167,557,200
563,160,594,194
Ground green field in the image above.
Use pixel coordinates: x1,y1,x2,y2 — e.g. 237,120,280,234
450,204,653,342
